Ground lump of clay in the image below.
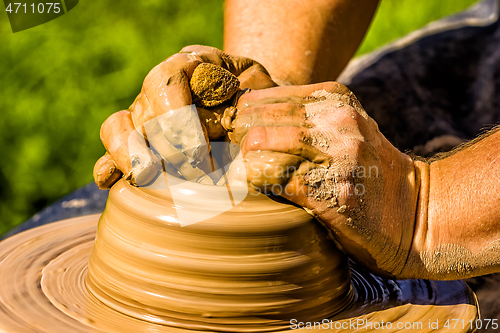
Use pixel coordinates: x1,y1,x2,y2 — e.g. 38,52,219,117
190,63,240,108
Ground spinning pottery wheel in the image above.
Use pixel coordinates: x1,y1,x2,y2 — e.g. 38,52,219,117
0,179,478,332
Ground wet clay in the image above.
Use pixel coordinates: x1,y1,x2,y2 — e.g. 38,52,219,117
86,179,354,331
85,179,477,332
0,184,478,332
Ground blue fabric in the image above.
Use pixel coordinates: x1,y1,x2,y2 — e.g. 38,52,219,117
1,183,108,240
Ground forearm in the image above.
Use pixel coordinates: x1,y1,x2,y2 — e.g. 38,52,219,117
224,0,379,86
411,129,500,279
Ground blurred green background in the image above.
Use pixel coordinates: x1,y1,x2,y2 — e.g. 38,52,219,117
0,0,478,235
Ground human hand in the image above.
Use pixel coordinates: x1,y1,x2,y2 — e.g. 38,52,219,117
93,45,276,189
231,82,422,279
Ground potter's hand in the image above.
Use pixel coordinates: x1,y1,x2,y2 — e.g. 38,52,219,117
93,45,276,189
233,82,420,279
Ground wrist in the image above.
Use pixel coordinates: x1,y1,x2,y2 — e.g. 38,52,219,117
411,160,430,254
385,154,431,279
349,142,424,277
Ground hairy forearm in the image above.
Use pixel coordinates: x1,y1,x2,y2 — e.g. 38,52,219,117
410,128,500,279
224,0,379,86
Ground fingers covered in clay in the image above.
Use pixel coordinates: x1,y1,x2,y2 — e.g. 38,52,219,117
241,126,330,166
100,110,135,177
181,45,277,89
180,46,274,79
243,150,312,189
237,66,277,90
237,81,355,110
130,53,200,127
129,48,244,130
94,45,280,189
100,110,160,187
234,89,373,211
241,150,344,221
231,103,307,143
231,82,426,279
229,82,364,141
196,107,226,140
129,46,274,148
234,93,362,218
93,153,123,190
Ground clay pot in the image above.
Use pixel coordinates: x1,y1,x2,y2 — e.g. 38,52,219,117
0,179,479,332
86,179,353,331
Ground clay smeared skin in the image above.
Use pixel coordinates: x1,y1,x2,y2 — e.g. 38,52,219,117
230,82,423,279
94,46,276,189
196,107,227,140
99,110,160,187
93,153,122,190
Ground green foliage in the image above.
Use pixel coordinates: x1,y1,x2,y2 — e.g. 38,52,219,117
357,0,478,55
0,0,223,234
0,0,477,235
